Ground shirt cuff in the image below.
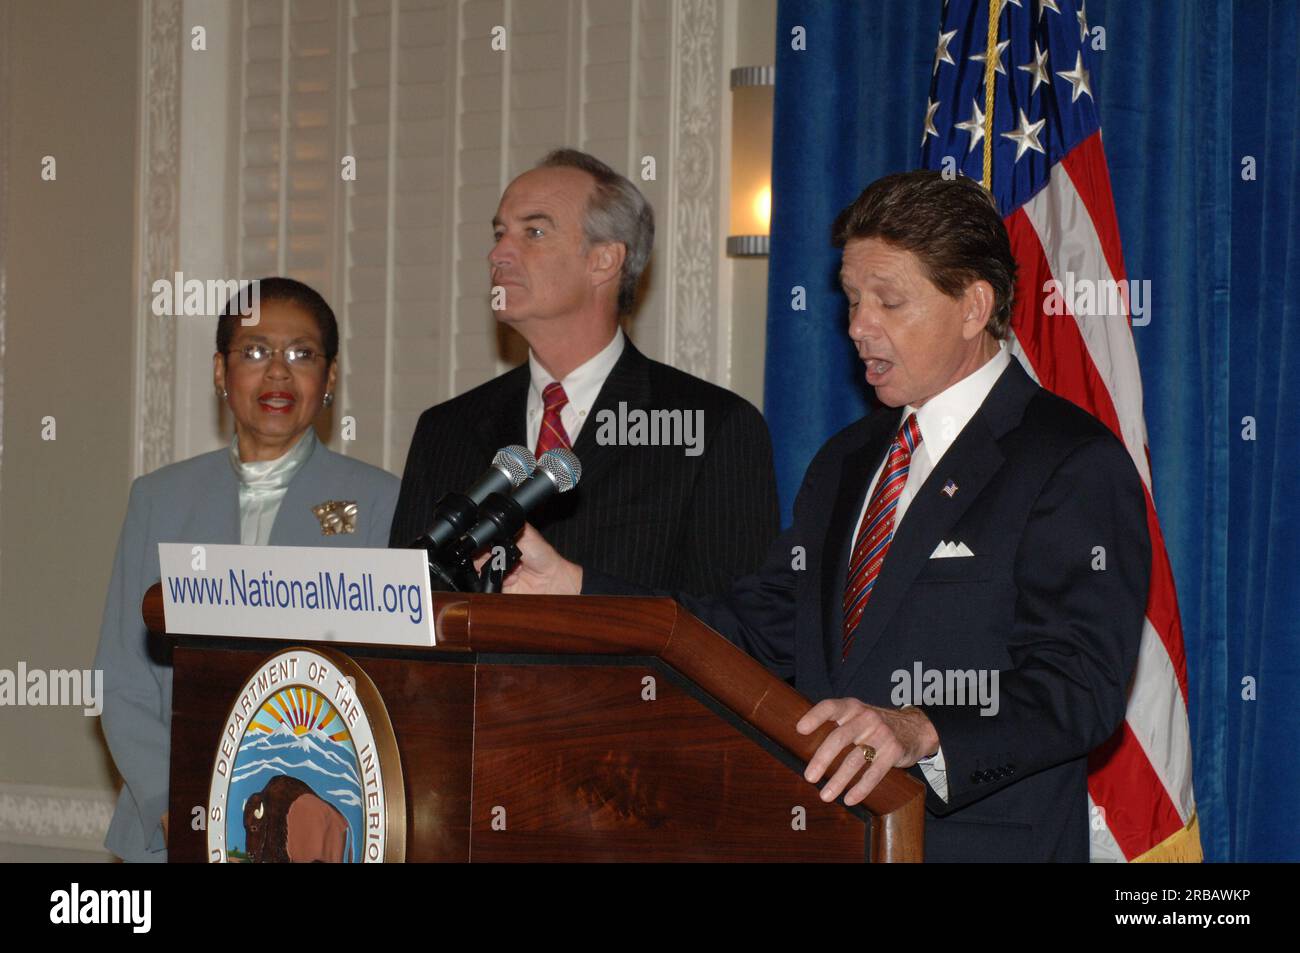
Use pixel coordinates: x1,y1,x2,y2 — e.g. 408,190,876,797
902,705,948,802
916,744,949,802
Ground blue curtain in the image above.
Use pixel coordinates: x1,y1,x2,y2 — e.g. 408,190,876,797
764,0,1300,861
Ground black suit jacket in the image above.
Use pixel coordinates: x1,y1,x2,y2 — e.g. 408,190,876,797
390,339,780,594
586,359,1152,861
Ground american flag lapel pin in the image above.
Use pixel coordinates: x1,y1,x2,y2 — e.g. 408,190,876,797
941,479,958,498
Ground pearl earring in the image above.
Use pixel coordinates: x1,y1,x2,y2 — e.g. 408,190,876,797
323,392,334,407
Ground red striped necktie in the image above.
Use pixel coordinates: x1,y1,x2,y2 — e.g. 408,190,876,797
841,412,922,660
534,381,572,458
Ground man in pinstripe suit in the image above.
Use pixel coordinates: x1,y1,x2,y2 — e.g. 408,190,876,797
389,149,779,593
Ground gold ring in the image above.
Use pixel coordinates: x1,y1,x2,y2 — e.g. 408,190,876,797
859,744,876,764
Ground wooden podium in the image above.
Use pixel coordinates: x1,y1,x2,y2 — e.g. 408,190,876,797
143,586,925,862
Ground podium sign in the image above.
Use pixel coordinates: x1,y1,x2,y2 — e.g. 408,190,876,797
158,543,435,646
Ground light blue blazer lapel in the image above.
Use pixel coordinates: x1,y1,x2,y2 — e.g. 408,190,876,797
267,437,390,547
159,451,240,550
268,435,334,546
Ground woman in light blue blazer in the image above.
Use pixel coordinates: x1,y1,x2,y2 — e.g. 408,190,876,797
94,278,399,862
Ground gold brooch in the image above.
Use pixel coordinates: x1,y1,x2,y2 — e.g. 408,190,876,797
312,500,358,535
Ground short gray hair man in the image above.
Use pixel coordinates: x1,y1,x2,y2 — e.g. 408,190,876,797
537,148,654,315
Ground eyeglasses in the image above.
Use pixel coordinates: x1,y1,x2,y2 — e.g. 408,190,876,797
228,344,323,366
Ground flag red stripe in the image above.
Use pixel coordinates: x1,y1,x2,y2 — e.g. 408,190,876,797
1061,133,1130,288
1142,494,1190,697
1088,720,1187,859
1005,209,1127,436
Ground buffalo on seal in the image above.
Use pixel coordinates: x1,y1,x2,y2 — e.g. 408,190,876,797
242,774,352,863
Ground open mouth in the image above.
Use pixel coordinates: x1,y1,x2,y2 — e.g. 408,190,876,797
258,392,296,413
864,358,894,383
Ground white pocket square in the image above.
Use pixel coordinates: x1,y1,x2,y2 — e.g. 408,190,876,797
930,540,975,559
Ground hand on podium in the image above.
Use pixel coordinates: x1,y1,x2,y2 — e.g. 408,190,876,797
797,698,940,807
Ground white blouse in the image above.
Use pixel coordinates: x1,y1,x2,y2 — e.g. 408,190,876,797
228,428,316,545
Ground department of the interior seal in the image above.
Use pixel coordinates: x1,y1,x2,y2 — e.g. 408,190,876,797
205,647,404,863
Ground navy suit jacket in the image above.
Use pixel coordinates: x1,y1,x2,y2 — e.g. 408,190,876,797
586,359,1151,861
94,438,398,862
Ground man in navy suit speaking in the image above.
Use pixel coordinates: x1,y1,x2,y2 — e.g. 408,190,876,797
500,170,1152,862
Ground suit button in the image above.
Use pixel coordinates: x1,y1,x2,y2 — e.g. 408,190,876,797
970,771,983,784
1007,764,1016,775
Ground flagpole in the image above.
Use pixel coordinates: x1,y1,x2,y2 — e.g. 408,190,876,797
980,0,1003,189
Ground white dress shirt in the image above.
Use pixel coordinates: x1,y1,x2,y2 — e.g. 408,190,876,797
851,341,1011,802
526,328,625,451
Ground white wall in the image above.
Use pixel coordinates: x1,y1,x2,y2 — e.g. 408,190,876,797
0,0,141,860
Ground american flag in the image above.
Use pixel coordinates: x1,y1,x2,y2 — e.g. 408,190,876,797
921,0,1200,861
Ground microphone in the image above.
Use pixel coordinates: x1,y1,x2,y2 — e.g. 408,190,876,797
450,448,582,564
412,445,535,555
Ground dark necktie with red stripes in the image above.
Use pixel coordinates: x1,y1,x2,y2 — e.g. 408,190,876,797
534,381,572,458
841,412,922,659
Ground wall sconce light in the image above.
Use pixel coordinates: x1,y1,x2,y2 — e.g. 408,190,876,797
726,65,774,258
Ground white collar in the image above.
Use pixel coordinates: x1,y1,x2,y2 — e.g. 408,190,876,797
905,342,1011,464
527,328,625,410
228,427,316,490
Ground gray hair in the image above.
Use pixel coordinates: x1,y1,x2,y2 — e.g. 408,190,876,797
537,148,654,316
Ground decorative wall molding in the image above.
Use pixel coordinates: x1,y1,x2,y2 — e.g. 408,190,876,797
0,782,116,854
133,0,182,478
668,0,723,380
